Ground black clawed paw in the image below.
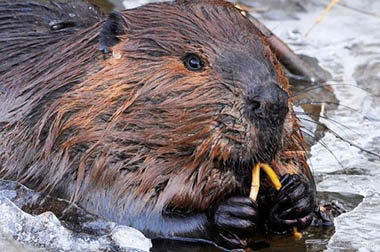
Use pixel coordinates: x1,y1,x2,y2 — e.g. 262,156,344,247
208,197,259,249
265,174,316,233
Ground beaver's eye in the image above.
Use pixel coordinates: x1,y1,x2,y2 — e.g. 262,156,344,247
184,54,204,71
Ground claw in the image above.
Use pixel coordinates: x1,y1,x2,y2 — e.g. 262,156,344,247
209,196,259,249
250,164,313,239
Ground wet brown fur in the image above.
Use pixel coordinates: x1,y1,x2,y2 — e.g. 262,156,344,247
0,0,313,231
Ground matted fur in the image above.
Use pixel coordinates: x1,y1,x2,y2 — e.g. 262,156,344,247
0,0,313,232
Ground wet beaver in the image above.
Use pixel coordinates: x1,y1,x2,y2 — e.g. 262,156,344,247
0,0,315,249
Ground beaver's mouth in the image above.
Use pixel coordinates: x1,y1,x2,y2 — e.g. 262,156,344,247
212,101,288,181
253,124,284,162
220,121,284,181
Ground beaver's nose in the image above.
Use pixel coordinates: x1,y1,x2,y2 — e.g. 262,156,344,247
245,81,289,126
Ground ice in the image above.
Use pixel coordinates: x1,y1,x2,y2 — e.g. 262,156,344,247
0,180,151,252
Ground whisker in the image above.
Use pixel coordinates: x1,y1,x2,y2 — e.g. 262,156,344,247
294,101,358,112
326,128,380,159
294,101,377,121
294,112,379,158
299,119,380,159
294,111,364,138
290,84,369,98
285,128,314,182
283,126,312,158
299,127,345,169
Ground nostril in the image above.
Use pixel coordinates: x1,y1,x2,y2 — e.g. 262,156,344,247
250,100,261,111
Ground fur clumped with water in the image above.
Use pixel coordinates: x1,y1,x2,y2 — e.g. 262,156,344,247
0,0,315,248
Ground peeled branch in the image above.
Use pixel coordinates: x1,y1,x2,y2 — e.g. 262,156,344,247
249,163,302,239
249,163,281,201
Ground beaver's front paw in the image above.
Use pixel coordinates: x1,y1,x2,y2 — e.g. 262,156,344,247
208,197,259,249
261,174,315,234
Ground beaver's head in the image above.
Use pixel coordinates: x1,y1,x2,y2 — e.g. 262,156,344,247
101,1,289,161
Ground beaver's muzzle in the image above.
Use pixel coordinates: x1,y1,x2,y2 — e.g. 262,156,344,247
245,81,289,127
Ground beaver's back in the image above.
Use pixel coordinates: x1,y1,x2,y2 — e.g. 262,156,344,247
0,0,105,126
0,0,102,79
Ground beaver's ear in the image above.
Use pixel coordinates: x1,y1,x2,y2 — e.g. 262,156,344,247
175,0,189,4
99,11,127,54
175,0,222,5
175,0,199,5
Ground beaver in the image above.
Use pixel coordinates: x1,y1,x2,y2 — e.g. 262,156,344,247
0,0,315,249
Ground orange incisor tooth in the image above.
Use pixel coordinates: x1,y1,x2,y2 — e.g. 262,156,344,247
249,162,302,239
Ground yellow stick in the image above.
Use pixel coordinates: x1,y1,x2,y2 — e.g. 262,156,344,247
293,227,302,240
249,162,302,239
249,163,281,201
305,0,340,37
260,163,282,191
249,163,261,201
